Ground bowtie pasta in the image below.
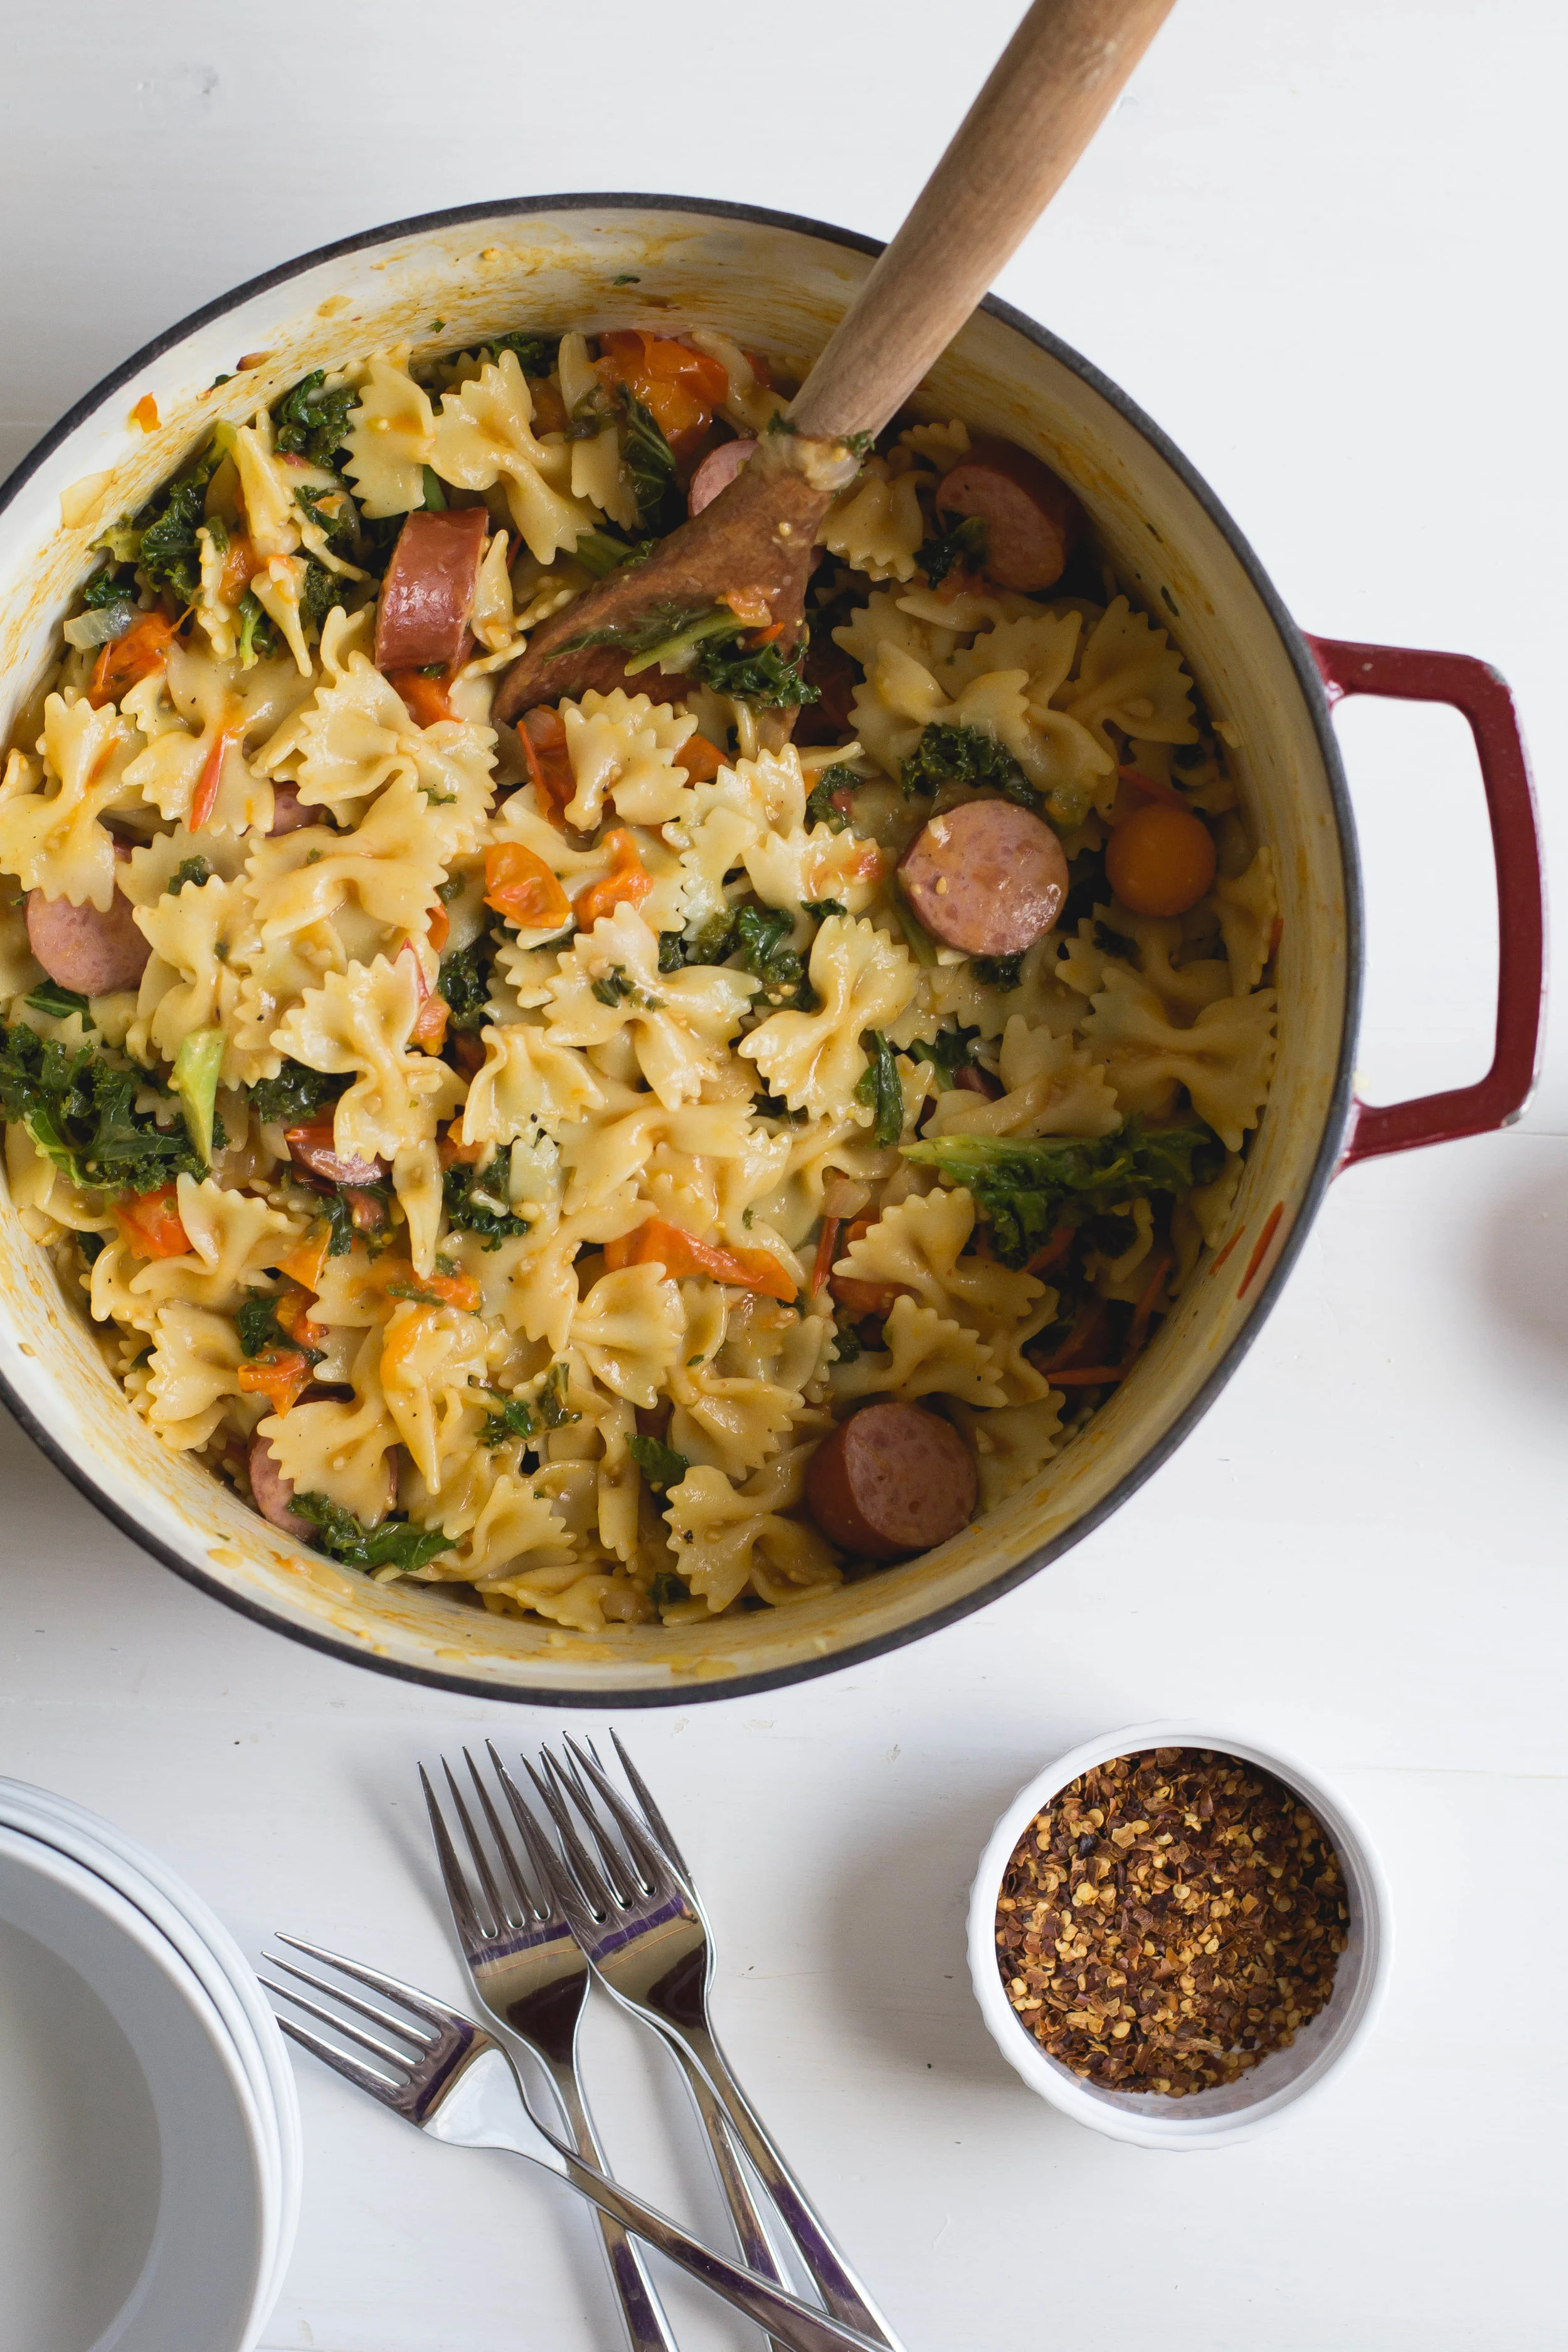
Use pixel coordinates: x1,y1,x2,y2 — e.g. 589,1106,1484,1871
0,320,1278,1631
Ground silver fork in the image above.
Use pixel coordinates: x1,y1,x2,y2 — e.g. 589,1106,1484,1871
260,1934,890,2352
420,1755,676,2352
512,1740,904,2352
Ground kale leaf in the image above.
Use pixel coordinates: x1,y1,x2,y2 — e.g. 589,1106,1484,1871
136,450,223,608
732,904,806,1001
247,1059,347,1128
804,764,859,832
438,935,495,1035
479,1361,578,1447
901,723,1039,810
972,951,1025,991
292,1492,451,1576
903,1121,1225,1268
691,633,817,709
0,1022,209,1197
617,388,684,533
490,331,560,378
24,980,91,1020
236,591,276,665
918,512,988,587
272,369,356,469
575,528,657,578
443,1158,531,1248
167,857,214,894
907,1024,978,1089
854,1029,904,1147
650,1570,692,1609
801,897,846,921
627,1432,690,1493
236,1295,323,1364
82,564,136,610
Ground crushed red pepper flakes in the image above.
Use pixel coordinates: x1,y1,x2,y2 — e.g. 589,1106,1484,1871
995,1745,1348,2097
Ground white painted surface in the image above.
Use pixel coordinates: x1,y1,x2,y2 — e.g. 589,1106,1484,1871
0,3,1563,2345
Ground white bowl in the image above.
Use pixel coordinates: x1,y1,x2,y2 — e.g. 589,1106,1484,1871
0,1823,277,2349
967,1720,1392,2149
0,1779,300,2323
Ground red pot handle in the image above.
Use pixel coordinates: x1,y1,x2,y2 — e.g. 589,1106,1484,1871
1306,634,1545,1168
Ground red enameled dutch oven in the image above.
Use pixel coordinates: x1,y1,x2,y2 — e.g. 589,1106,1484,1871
0,198,1544,1703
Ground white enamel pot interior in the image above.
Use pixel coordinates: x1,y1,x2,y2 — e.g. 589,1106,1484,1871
0,197,1361,1703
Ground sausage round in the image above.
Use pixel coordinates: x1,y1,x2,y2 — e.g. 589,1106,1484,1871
688,437,755,517
284,1122,389,1188
934,437,1084,593
899,798,1068,956
26,867,151,996
374,506,489,671
805,1402,978,1561
248,1430,314,1544
267,781,315,835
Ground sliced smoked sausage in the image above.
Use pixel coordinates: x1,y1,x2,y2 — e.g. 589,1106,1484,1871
267,781,315,835
934,437,1084,593
283,1121,389,1188
374,506,489,671
688,437,755,517
248,1429,314,1543
899,798,1067,957
805,1401,978,1561
26,850,151,996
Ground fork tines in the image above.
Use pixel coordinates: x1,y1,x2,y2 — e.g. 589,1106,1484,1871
260,1933,443,2097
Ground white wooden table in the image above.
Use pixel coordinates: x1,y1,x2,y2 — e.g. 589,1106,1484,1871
1,5,1563,2346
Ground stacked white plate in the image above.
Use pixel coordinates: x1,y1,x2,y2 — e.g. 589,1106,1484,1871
0,1777,300,2352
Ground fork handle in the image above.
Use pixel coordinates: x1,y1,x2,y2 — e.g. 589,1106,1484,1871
541,2055,679,2352
659,2020,903,2352
666,2040,793,2352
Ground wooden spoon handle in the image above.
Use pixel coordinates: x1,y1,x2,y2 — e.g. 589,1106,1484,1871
788,0,1175,443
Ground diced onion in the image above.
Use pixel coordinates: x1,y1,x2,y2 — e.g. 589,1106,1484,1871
822,1176,871,1222
63,600,139,650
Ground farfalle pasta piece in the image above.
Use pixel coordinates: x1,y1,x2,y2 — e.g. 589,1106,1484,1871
837,1185,1039,1333
140,1302,247,1451
560,689,698,830
503,1189,645,1350
246,776,447,941
544,903,756,1110
129,1175,299,1316
742,914,916,1122
948,1394,1064,1511
740,823,884,917
430,1475,581,1591
819,460,927,583
556,332,640,530
1099,905,1232,1024
378,1298,489,1490
123,640,314,837
343,349,437,519
568,1262,682,1407
0,701,137,908
230,921,347,1078
128,872,252,1078
460,1019,606,1148
1083,967,1278,1150
1058,596,1198,755
272,954,464,1162
255,631,495,839
662,1448,839,1615
829,1293,1005,1408
1212,847,1278,995
686,329,787,436
923,1019,1122,1142
430,350,592,563
897,418,971,470
259,1327,400,1525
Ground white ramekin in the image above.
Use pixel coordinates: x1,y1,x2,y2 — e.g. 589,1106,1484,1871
967,1720,1392,2149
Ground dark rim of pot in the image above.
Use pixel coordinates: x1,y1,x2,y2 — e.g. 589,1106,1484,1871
0,192,1362,1707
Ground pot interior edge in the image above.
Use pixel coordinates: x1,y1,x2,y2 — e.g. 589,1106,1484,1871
0,201,1355,1699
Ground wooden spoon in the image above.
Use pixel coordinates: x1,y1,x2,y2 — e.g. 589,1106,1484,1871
494,0,1176,721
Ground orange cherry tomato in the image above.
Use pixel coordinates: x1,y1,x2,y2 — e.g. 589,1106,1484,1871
88,612,177,708
597,330,729,460
114,1184,190,1260
603,1218,798,1303
676,732,724,783
1105,802,1217,918
484,841,572,931
218,532,258,603
572,830,652,930
238,1347,314,1416
427,903,451,955
389,670,455,727
518,705,576,828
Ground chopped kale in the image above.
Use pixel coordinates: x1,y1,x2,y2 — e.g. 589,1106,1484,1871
751,1088,808,1125
295,483,358,563
972,951,1025,991
82,564,136,610
560,601,716,661
490,331,560,378
0,1022,209,1197
901,723,1039,810
650,1570,692,1609
135,445,224,608
24,980,91,1020
627,1432,690,1493
801,898,846,922
854,1029,904,1147
919,512,989,587
316,1191,359,1258
247,1059,347,1128
272,369,355,469
421,465,448,513
732,905,810,1005
438,935,495,1034
903,1121,1226,1268
691,632,817,709
575,527,658,578
480,1360,580,1444
830,1315,862,1363
236,1295,323,1364
167,856,215,894
618,388,683,532
804,764,859,832
907,1025,978,1088
292,1492,450,1576
236,591,276,665
443,1157,531,1248
299,556,337,640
